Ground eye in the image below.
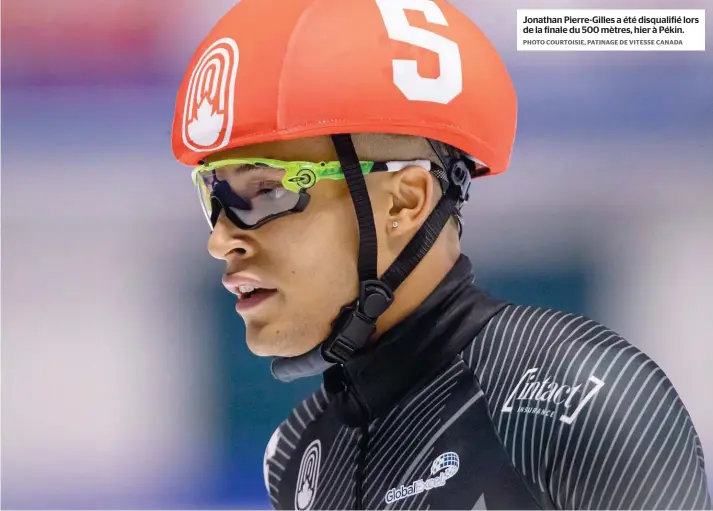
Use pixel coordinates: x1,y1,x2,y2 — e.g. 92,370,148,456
256,181,288,200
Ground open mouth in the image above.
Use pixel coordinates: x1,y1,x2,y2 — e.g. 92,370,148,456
237,285,274,299
236,285,278,311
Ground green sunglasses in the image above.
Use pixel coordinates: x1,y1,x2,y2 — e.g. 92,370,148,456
192,157,435,230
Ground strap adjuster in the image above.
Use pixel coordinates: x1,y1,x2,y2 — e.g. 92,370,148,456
322,306,376,364
321,280,394,364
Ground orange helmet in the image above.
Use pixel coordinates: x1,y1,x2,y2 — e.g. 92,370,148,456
171,0,517,176
172,0,518,381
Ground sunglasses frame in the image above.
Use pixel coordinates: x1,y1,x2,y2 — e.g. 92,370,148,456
191,158,435,231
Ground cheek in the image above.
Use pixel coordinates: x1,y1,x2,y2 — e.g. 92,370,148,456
305,202,357,278
361,187,397,277
270,192,360,304
370,200,396,277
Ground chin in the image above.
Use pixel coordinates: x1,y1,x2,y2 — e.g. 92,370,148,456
244,334,278,357
245,324,325,358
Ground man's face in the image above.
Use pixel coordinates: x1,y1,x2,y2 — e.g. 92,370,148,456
206,136,386,357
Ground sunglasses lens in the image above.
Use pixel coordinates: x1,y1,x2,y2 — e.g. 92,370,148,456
194,162,303,228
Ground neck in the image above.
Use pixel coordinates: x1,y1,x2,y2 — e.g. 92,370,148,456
375,239,461,338
326,254,508,424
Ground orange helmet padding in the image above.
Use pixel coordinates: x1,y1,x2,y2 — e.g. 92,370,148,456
171,0,517,177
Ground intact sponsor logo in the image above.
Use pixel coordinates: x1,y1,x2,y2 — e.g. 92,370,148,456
295,440,321,510
384,452,459,505
501,367,605,424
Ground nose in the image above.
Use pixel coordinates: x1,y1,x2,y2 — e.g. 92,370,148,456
207,211,257,261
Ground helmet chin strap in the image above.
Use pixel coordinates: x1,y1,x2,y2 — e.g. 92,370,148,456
270,134,470,382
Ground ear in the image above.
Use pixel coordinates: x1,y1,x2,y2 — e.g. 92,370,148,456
386,165,436,235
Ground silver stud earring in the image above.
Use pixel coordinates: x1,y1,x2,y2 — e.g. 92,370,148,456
392,221,399,228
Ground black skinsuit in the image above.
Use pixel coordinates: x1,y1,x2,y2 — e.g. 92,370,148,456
263,256,712,510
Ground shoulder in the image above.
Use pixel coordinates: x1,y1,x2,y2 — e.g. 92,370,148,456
263,384,331,509
462,303,688,426
464,304,652,397
462,305,711,509
462,304,648,434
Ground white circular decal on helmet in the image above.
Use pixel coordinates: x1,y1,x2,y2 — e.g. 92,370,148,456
182,37,240,152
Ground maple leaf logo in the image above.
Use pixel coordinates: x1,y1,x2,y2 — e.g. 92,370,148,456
187,97,224,147
296,480,313,510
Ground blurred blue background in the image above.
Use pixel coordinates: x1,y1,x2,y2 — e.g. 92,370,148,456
2,0,712,509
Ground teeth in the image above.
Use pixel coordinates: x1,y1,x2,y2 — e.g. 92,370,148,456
238,285,257,294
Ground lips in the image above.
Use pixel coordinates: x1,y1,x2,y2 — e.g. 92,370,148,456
222,273,275,296
235,288,278,312
236,284,262,299
235,284,277,301
222,273,278,312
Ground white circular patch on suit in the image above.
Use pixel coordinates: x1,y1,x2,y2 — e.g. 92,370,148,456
295,439,321,510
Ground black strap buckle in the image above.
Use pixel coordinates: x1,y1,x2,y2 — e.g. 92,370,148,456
447,160,471,203
321,280,394,364
321,306,375,363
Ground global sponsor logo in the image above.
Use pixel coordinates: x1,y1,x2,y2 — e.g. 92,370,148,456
385,452,459,504
501,367,605,424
